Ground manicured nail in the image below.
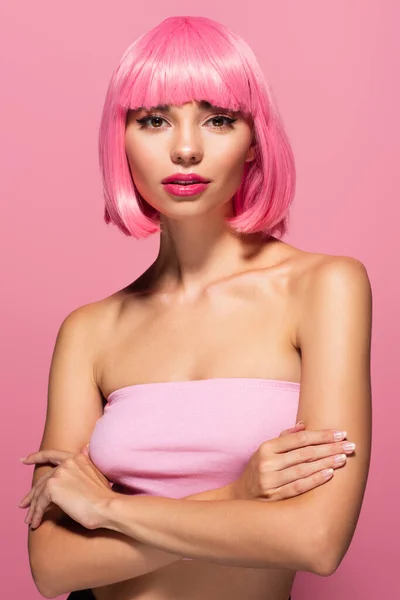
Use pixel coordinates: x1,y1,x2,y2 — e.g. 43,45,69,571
20,457,27,462
322,468,334,478
296,421,305,426
342,442,356,452
333,431,347,441
334,454,346,464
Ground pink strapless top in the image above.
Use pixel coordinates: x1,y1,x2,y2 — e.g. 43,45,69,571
89,378,300,561
89,378,300,498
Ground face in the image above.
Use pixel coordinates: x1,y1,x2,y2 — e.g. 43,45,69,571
124,100,255,219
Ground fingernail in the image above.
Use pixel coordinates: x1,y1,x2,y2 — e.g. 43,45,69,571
334,454,347,464
342,442,356,452
323,468,334,478
296,421,305,426
20,457,27,462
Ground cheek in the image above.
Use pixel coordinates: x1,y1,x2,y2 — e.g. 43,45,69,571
217,146,249,181
125,137,157,184
211,131,252,168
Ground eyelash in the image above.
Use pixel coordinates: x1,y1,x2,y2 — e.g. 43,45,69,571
135,114,237,130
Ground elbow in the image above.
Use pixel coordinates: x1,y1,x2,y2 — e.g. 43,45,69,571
312,556,340,578
37,587,58,600
309,531,345,577
29,547,64,599
33,577,67,599
32,572,65,599
28,515,70,598
31,562,70,599
30,559,58,599
30,568,57,599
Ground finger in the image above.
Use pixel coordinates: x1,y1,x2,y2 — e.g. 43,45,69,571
19,488,35,508
25,497,56,522
270,467,335,500
24,494,36,525
24,478,45,524
279,423,305,437
21,450,72,466
30,488,52,529
271,428,347,454
266,452,347,489
24,471,54,524
273,436,355,470
19,470,55,506
19,470,55,508
19,488,36,509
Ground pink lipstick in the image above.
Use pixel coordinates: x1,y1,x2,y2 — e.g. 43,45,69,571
161,172,211,197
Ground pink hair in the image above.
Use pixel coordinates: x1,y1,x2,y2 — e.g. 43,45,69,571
98,16,296,239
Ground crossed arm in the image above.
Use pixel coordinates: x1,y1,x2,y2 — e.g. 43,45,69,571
29,485,235,598
28,256,372,598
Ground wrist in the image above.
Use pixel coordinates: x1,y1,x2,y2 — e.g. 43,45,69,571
96,491,126,532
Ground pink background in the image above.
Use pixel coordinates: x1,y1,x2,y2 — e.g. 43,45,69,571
2,1,398,598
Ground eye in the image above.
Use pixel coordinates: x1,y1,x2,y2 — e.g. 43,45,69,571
135,114,237,130
207,115,237,129
136,115,167,129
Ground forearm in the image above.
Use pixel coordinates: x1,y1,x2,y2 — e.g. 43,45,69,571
30,485,233,598
103,494,323,574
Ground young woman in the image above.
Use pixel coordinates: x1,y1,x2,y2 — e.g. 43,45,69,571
19,15,372,600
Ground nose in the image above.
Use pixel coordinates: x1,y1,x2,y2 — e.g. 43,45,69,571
171,129,204,165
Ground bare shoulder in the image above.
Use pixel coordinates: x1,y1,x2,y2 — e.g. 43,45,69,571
59,291,126,379
285,245,370,295
285,249,372,347
60,293,118,341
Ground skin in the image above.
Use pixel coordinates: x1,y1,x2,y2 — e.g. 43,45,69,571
124,99,261,299
23,99,371,600
102,99,302,600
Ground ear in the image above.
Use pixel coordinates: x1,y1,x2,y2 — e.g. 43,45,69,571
245,143,256,163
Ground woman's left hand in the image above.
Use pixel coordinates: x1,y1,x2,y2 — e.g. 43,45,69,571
19,450,116,530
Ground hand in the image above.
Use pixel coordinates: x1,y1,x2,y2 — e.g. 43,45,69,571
18,445,95,513
19,448,115,530
232,424,355,501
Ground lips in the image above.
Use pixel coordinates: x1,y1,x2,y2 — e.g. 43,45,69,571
162,180,210,197
162,173,210,184
168,181,199,186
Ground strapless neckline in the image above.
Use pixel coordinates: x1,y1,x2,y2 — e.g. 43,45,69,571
107,377,301,402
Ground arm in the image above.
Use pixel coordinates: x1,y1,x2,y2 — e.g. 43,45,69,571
96,257,373,577
28,304,235,598
33,485,234,598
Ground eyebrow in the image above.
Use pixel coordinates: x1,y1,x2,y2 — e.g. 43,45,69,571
138,101,237,114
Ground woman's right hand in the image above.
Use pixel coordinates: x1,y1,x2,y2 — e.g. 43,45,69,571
232,423,355,501
18,444,100,513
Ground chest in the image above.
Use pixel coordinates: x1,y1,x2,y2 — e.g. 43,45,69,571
89,379,300,498
99,274,300,399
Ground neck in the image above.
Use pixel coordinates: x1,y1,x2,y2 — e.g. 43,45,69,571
148,205,275,300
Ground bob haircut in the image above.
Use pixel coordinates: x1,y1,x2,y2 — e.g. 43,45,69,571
98,15,296,240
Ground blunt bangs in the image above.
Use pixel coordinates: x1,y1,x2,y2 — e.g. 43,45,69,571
98,16,296,239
